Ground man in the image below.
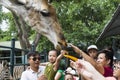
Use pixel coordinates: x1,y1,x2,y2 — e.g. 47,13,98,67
20,51,46,80
87,45,98,60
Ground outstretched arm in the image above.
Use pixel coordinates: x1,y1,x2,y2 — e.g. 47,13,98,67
70,44,104,75
53,50,67,71
75,59,106,80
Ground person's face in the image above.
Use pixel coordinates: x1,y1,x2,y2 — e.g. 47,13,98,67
48,51,57,63
96,53,109,66
65,74,73,80
88,49,97,59
28,55,40,68
113,68,120,78
113,61,120,78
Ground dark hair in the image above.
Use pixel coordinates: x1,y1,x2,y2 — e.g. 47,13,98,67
27,51,40,59
98,49,113,67
64,73,73,79
48,49,59,56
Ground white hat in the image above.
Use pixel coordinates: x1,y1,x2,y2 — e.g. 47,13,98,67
87,45,98,51
65,67,76,75
113,56,117,60
66,67,72,72
69,70,76,75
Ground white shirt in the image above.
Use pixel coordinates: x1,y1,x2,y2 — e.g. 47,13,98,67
20,66,45,80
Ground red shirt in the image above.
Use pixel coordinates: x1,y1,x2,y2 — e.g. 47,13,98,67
103,66,113,77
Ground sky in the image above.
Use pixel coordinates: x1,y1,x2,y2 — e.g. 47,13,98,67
0,7,10,31
0,20,9,31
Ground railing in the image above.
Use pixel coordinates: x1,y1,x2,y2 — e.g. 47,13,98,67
0,62,28,80
0,38,29,78
0,39,48,79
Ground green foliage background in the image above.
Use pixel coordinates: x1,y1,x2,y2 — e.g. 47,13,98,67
0,0,120,51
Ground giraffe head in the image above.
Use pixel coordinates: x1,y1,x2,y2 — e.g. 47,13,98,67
27,5,67,50
0,0,68,50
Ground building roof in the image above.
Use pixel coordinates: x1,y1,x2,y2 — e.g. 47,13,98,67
97,5,120,41
0,40,33,50
0,41,21,50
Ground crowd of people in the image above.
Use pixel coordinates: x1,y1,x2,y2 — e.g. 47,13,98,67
20,44,120,80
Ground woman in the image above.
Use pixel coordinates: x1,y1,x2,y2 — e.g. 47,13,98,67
70,44,113,77
97,50,113,77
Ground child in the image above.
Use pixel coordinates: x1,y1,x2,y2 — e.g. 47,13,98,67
64,73,74,80
41,50,66,80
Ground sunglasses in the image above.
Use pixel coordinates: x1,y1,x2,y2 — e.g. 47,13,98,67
30,57,40,61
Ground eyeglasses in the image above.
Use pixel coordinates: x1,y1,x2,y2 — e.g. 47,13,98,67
114,65,120,70
113,61,120,70
30,57,40,61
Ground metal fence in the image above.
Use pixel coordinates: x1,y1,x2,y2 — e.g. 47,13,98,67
0,38,48,79
0,38,29,79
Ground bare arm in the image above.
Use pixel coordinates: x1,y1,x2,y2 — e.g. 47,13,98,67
53,50,67,71
54,71,62,80
75,60,106,80
70,44,104,75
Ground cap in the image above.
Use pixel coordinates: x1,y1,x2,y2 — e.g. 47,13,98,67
87,45,98,51
69,70,76,75
66,67,72,73
113,56,117,60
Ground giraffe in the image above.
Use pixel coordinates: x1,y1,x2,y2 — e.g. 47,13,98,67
0,1,68,79
0,0,67,50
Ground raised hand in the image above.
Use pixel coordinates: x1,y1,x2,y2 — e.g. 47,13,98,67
74,59,106,80
38,75,47,80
